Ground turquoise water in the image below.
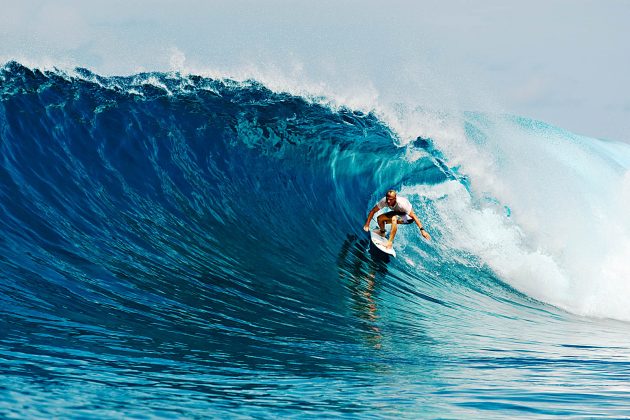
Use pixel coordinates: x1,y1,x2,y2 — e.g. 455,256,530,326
1,62,630,418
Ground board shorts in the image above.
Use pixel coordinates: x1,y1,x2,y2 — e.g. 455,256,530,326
384,211,414,225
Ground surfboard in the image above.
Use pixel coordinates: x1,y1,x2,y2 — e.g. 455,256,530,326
370,229,396,257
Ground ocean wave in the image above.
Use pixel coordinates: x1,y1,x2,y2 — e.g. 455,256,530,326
2,62,630,417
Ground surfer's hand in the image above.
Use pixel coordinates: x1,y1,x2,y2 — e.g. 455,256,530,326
363,225,369,232
421,229,431,241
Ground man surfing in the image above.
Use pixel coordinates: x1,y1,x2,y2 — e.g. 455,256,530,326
363,189,431,249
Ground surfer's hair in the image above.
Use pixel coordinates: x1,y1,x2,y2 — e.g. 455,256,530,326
386,189,397,197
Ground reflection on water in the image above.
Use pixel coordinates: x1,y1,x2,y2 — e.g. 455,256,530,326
337,234,390,349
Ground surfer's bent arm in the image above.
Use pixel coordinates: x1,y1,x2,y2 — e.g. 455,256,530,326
409,210,431,241
363,205,380,231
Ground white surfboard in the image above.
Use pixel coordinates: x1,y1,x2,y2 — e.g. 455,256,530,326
370,230,396,257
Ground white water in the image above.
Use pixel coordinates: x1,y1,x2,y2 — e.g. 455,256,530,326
394,109,630,321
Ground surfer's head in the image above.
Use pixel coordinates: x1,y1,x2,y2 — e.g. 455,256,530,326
385,190,397,206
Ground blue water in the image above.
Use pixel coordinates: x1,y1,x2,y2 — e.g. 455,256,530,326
2,61,630,418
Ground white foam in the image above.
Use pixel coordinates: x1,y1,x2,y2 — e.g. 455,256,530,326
398,114,630,321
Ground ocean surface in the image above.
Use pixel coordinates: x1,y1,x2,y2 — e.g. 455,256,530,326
2,61,630,418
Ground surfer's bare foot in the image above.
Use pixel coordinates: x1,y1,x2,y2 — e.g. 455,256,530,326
372,229,386,237
385,241,393,249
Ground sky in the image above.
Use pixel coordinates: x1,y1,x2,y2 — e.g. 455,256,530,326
1,0,629,142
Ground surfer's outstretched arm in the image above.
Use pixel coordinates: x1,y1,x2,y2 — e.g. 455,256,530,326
363,205,380,231
409,210,431,241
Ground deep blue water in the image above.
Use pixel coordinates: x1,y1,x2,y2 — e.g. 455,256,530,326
2,62,630,418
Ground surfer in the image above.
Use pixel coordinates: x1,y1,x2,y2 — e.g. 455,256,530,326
363,190,431,249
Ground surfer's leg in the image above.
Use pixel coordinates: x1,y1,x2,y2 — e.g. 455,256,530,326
387,216,399,248
376,213,392,235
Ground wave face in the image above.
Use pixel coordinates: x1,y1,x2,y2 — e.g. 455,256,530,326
2,62,630,417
